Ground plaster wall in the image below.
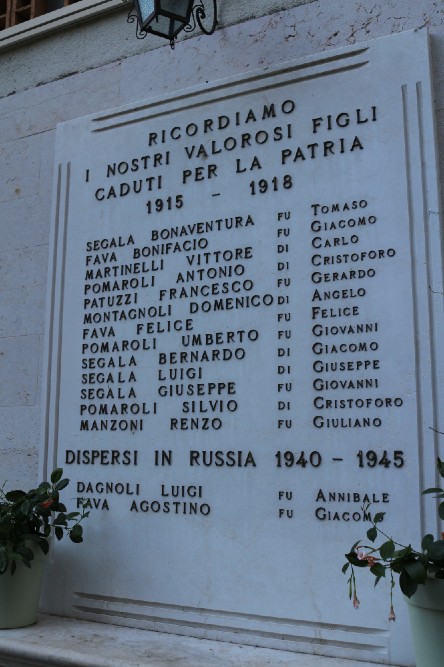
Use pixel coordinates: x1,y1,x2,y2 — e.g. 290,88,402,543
0,0,443,491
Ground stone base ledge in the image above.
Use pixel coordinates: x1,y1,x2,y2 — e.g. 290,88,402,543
0,615,402,667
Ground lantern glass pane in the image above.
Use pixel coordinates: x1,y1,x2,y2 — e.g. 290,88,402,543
137,0,155,23
158,0,192,21
148,13,184,38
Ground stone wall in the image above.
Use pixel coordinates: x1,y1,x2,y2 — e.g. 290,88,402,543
0,0,443,489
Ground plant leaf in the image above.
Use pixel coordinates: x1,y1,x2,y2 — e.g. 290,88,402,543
393,545,413,559
5,490,26,503
379,540,395,560
404,560,427,584
69,524,83,544
370,563,386,578
426,540,444,560
50,469,63,484
399,570,418,598
367,526,378,542
421,534,435,551
53,513,67,526
0,550,7,574
38,482,51,492
20,500,31,515
345,551,368,568
37,539,49,555
55,479,69,492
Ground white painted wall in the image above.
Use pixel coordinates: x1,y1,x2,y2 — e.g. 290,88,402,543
0,6,442,666
0,0,442,502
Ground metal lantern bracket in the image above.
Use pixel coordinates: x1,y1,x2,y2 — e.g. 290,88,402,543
125,0,217,48
185,0,217,36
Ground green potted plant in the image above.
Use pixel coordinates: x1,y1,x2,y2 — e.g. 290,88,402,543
0,468,88,629
342,457,444,667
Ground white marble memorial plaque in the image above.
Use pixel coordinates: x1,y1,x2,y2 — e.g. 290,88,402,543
41,29,443,665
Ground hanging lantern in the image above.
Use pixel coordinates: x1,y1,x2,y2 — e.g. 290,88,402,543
127,0,217,47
